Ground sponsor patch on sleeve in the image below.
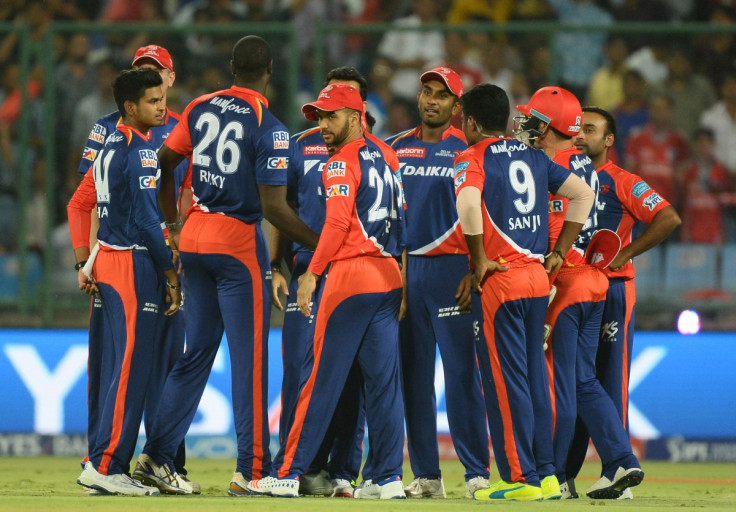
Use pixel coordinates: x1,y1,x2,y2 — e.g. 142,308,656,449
139,175,156,189
326,161,347,179
82,147,97,161
631,181,651,198
642,192,663,211
138,149,158,168
548,199,564,212
88,124,106,143
326,184,350,198
273,131,289,149
453,161,469,187
267,157,289,169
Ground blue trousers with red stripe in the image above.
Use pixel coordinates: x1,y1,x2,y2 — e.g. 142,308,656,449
400,254,489,481
88,249,165,476
566,277,637,480
143,213,272,479
473,262,554,486
274,257,404,482
279,252,365,481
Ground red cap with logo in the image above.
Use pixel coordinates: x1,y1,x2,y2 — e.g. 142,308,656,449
302,83,364,121
420,67,464,97
132,45,174,72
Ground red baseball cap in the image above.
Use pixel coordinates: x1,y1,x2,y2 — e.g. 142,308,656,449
420,67,464,97
132,45,174,72
302,83,364,121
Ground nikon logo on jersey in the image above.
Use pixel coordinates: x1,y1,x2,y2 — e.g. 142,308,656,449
395,147,426,159
326,161,346,179
267,157,288,169
273,131,289,149
326,184,350,197
138,149,157,168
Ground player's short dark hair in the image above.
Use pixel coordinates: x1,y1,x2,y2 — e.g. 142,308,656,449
365,110,376,130
460,83,509,132
325,66,368,101
232,35,271,82
112,68,163,116
582,106,617,137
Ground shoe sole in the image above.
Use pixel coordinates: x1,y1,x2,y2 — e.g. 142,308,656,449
587,469,644,500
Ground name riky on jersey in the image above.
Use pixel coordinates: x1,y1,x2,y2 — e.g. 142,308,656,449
508,213,542,232
399,163,454,177
199,169,226,188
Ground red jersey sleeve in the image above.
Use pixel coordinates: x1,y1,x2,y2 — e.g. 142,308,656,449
453,145,485,196
308,155,361,276
66,170,96,250
618,171,671,224
162,106,193,156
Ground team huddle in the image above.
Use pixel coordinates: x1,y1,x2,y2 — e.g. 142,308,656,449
67,34,681,500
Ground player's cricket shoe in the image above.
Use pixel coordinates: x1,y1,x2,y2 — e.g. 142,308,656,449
354,475,406,499
228,471,258,496
131,453,196,495
77,461,159,496
560,479,579,499
586,466,644,499
619,487,634,499
331,478,354,497
473,479,543,501
541,475,562,499
299,469,333,496
464,476,490,498
247,475,300,497
404,477,446,498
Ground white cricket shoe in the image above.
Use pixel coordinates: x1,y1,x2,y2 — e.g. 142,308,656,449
404,477,446,498
354,475,406,499
586,467,644,499
247,475,300,497
228,471,255,496
131,453,196,495
77,462,159,496
299,469,333,496
560,479,579,499
331,478,354,497
618,487,634,499
465,476,490,499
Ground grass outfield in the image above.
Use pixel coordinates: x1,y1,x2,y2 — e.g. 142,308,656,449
1,458,735,511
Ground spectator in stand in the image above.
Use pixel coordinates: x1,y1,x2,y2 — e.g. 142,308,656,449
546,0,613,100
679,127,733,244
376,0,445,101
611,69,649,161
69,59,119,158
608,0,670,51
447,0,513,24
625,93,689,210
651,46,717,139
700,73,736,175
624,37,669,87
586,37,628,112
693,5,736,90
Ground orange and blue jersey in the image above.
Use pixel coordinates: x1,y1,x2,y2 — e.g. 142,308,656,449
386,125,468,255
308,138,405,276
453,137,571,266
547,146,599,266
165,86,289,224
93,123,172,273
596,160,671,280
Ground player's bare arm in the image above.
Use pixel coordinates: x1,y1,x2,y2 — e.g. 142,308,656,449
157,144,187,250
296,269,318,317
259,184,319,250
268,224,290,310
610,205,681,271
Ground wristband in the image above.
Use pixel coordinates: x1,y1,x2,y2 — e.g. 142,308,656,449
546,249,564,260
271,263,282,273
166,281,181,291
75,261,87,271
165,218,184,231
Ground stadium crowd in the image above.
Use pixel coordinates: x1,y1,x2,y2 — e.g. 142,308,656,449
0,0,735,259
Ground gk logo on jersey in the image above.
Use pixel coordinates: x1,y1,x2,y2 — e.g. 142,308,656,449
326,184,350,198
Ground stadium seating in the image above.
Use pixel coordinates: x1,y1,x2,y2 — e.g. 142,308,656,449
0,252,43,301
633,245,662,299
720,245,736,294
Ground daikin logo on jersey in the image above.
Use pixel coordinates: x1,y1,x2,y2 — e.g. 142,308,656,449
399,164,454,177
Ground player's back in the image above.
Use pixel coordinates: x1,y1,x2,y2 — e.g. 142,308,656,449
548,146,599,263
94,126,161,249
329,139,405,262
173,86,290,224
454,137,571,266
387,126,467,255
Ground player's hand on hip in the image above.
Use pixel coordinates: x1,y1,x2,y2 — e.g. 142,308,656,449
297,270,318,317
455,272,473,310
271,269,289,310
